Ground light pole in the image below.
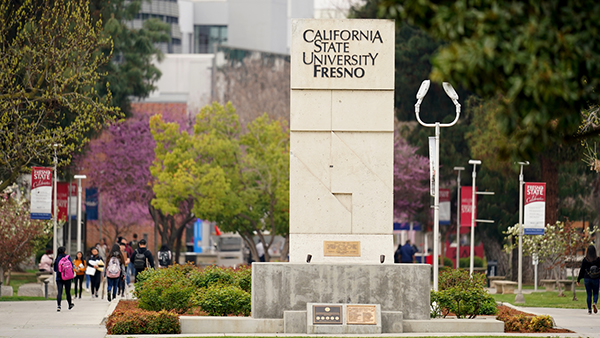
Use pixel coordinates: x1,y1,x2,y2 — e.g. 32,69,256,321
51,143,62,283
454,166,465,269
414,80,461,291
515,161,529,304
74,175,87,253
468,159,481,276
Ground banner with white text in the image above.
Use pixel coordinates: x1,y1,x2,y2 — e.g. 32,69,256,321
524,182,546,235
439,188,451,225
428,137,435,196
460,186,475,227
30,167,53,219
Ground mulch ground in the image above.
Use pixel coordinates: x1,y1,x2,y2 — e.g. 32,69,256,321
497,305,573,333
114,301,573,333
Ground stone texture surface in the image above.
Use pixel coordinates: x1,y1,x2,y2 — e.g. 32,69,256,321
289,234,393,264
17,283,58,297
381,311,403,333
291,19,395,90
283,311,307,334
0,285,13,297
251,263,430,320
403,318,504,333
180,317,284,334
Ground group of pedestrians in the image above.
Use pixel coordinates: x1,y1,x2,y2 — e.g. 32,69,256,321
45,234,166,312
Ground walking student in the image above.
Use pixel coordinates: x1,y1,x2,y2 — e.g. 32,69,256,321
105,244,126,302
577,244,600,314
157,244,172,268
132,239,155,282
73,251,86,299
87,247,103,298
53,246,75,312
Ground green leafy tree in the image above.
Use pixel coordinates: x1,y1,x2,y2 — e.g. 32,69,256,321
379,0,600,161
150,102,290,262
90,0,170,116
0,0,121,191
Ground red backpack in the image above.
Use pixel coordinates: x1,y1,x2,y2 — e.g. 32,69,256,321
59,256,75,280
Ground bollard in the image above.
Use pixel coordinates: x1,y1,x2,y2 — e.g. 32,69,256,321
43,279,49,299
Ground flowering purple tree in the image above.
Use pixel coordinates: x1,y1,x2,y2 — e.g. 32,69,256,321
75,108,193,247
393,136,430,222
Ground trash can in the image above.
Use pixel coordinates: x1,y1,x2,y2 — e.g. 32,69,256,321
487,260,497,287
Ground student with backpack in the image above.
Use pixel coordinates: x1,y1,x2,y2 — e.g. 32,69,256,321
157,244,172,268
53,246,75,312
132,239,155,282
105,244,126,302
577,244,600,315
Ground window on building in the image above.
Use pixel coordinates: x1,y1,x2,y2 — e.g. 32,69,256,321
194,25,227,54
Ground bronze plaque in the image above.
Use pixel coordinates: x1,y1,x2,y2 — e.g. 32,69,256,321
346,305,377,325
313,305,343,325
323,241,361,257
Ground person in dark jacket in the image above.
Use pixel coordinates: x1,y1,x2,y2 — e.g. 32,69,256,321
87,247,104,298
132,239,155,282
577,244,600,314
400,240,416,263
53,246,74,312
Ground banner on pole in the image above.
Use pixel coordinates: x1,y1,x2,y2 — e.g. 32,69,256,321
57,182,68,222
194,219,203,253
428,137,435,196
524,182,546,235
69,183,77,220
460,186,476,227
30,167,53,219
439,188,451,225
85,188,99,220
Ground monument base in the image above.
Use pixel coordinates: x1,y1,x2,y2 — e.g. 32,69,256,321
251,263,430,321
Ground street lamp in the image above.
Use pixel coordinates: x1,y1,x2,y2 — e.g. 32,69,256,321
468,160,481,276
51,143,62,283
73,175,87,253
454,166,465,269
515,161,530,304
415,80,461,291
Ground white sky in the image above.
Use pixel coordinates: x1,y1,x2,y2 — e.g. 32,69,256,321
313,0,365,10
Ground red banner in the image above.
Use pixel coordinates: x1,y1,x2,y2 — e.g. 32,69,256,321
460,186,476,227
30,167,53,219
56,182,69,221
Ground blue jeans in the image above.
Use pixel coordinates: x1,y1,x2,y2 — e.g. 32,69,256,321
126,262,133,284
584,278,599,311
86,274,90,288
107,277,120,298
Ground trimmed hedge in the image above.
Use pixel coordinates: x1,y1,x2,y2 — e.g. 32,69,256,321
106,308,180,335
194,283,251,316
134,265,196,313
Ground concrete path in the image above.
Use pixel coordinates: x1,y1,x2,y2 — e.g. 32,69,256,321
0,284,128,338
512,305,600,338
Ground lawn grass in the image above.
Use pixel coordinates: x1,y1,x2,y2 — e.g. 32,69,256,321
493,290,588,309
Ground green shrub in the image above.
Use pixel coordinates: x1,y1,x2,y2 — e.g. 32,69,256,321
431,269,496,319
134,266,195,313
195,283,251,316
233,264,252,292
458,256,483,268
442,256,454,267
191,265,235,289
106,308,180,334
528,314,553,332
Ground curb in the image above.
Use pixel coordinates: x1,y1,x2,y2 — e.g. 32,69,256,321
101,298,120,325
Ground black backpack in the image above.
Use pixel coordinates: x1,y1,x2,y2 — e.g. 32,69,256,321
588,265,600,279
158,251,171,267
133,250,147,270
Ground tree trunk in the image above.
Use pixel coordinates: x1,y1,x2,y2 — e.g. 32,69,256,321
540,155,558,225
480,230,509,277
280,233,289,262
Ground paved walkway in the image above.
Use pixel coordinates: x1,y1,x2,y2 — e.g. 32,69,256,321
2,286,600,338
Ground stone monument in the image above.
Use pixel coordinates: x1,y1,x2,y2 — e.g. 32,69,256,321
251,19,430,334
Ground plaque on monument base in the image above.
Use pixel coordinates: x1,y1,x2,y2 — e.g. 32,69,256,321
307,303,381,334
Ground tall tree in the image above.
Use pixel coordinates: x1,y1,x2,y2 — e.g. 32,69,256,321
0,0,120,191
379,0,600,161
393,135,429,222
0,185,51,285
150,102,290,262
89,0,170,116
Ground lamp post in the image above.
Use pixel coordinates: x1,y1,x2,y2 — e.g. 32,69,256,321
73,175,87,253
454,166,465,269
51,143,62,283
468,160,481,276
414,80,461,291
515,161,529,304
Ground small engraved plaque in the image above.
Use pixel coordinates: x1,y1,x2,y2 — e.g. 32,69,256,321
323,241,361,257
347,305,377,325
313,305,343,325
